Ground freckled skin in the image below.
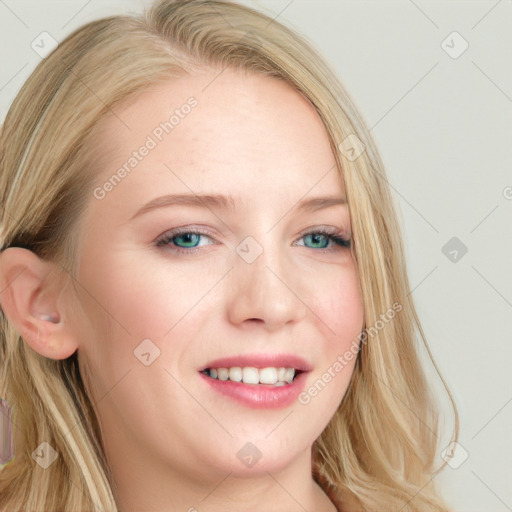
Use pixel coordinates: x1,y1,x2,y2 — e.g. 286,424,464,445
72,68,364,511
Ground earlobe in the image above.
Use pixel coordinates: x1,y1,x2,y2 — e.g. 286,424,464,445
0,247,78,360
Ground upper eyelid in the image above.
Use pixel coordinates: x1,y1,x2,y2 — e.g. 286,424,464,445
156,225,349,239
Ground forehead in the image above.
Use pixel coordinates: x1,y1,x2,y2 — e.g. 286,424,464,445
85,67,343,214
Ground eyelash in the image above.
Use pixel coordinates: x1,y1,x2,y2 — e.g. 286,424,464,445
155,226,351,254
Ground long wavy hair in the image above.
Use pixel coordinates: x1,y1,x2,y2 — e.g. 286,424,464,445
0,0,458,510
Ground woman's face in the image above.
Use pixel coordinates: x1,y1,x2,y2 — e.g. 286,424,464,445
72,67,364,485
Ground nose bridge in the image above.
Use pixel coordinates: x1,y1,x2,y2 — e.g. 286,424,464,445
227,232,306,328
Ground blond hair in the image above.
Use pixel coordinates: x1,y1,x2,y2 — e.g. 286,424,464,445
0,1,458,510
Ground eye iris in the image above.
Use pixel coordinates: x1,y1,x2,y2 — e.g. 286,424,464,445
175,233,200,248
306,233,328,249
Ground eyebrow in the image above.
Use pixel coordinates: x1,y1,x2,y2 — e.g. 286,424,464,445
128,193,347,221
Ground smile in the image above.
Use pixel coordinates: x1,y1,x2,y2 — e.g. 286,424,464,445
201,366,300,386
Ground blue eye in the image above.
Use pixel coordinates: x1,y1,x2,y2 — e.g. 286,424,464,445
155,227,350,254
171,232,204,248
299,231,351,250
155,228,214,253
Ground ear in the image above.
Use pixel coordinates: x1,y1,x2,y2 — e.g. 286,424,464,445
0,247,78,360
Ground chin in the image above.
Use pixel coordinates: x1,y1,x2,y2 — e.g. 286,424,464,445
203,433,312,477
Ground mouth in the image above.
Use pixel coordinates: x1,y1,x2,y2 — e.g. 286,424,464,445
198,354,312,408
200,366,304,386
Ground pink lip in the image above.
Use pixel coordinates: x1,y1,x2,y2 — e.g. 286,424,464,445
199,353,313,372
199,371,309,409
198,353,312,409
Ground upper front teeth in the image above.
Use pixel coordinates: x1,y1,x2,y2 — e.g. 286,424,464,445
207,367,296,385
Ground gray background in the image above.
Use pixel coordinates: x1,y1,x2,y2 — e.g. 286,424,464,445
1,1,511,511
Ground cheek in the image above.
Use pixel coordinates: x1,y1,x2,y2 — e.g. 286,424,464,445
76,250,221,394
314,262,364,347
297,268,363,419
80,250,209,341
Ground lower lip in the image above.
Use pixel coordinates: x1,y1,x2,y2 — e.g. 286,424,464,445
199,371,308,409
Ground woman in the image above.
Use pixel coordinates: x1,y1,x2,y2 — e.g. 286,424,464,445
0,0,458,510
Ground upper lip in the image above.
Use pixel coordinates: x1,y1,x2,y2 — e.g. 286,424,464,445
199,353,313,372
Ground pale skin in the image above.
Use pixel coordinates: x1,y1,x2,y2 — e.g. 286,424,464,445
0,68,364,511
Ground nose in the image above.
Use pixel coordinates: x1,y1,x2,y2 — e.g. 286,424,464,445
226,236,307,331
